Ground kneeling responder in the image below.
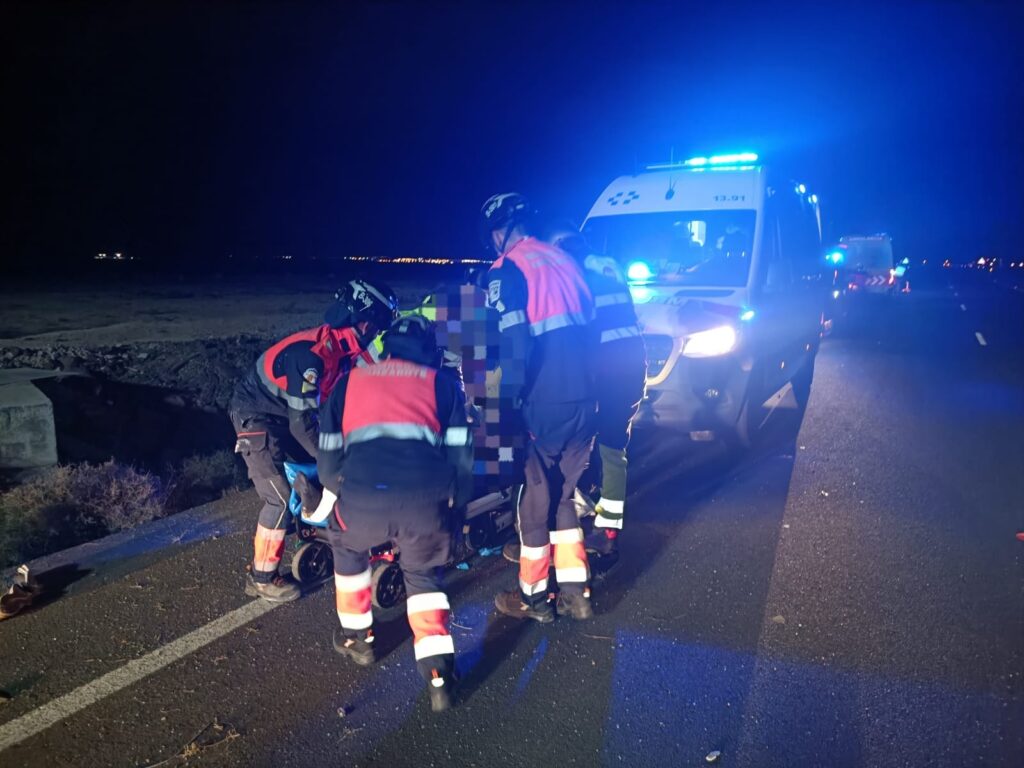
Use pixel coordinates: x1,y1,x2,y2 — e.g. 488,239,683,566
317,315,472,713
229,279,398,602
546,221,646,556
480,192,597,623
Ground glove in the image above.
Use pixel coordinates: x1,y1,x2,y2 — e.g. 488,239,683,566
303,488,337,524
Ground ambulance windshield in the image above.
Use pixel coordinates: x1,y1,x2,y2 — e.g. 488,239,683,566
584,210,757,288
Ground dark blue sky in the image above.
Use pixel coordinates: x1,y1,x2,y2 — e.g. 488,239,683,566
3,1,1022,264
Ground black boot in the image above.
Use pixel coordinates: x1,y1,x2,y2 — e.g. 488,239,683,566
555,589,594,620
427,669,457,713
333,628,376,666
494,589,554,623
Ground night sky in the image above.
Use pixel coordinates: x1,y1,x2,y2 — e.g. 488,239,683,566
3,1,1022,266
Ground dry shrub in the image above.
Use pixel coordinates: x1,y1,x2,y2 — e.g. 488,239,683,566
0,461,165,567
166,449,246,511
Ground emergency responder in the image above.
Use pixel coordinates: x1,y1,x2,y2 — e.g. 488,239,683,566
480,192,597,622
316,314,472,713
545,221,646,556
229,279,398,602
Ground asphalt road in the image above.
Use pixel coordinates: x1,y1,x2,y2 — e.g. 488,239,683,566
1,269,1021,767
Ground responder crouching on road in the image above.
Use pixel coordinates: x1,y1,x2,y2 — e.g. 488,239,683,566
229,279,399,602
545,221,646,557
480,192,597,623
317,315,473,713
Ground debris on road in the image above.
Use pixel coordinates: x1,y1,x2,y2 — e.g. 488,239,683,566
337,705,351,718
820,490,830,497
772,615,786,625
455,562,471,570
140,718,240,768
706,749,722,763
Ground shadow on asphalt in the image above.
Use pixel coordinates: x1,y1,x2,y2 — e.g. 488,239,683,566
22,563,92,614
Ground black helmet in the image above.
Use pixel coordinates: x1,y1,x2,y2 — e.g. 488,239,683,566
327,279,399,330
479,192,533,250
381,313,440,366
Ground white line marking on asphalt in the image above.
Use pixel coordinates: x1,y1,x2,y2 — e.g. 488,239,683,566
0,598,279,753
975,332,988,346
960,304,967,311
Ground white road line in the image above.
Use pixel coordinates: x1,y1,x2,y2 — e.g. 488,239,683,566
0,598,279,753
960,304,967,311
975,332,988,346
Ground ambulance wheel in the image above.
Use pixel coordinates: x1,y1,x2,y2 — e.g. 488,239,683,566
291,541,333,586
371,561,406,609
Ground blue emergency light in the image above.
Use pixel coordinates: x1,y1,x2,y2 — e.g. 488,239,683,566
826,250,845,265
627,260,655,282
739,308,756,322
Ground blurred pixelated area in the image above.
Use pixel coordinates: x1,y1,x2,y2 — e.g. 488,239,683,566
432,286,524,493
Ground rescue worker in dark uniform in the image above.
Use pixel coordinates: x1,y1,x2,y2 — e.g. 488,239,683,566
545,221,647,556
229,279,398,602
480,192,597,623
318,315,472,713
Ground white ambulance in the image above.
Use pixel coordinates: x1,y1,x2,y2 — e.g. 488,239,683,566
582,153,827,445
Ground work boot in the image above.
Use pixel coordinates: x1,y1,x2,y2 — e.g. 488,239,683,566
555,589,594,620
333,628,376,666
245,571,301,603
585,528,619,557
427,670,456,713
502,540,521,563
494,589,554,624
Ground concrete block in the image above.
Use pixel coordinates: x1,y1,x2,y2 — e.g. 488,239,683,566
0,382,58,469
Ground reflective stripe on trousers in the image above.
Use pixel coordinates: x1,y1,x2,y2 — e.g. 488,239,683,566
406,591,454,661
335,569,374,630
518,543,550,597
550,527,589,585
253,524,287,574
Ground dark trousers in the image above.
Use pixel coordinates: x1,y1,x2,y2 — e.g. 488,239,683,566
590,369,644,529
329,494,455,681
516,400,596,605
230,411,314,579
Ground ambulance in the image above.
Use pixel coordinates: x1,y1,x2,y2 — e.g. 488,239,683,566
834,234,900,295
582,152,827,446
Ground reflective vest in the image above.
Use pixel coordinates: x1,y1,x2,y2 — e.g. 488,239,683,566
341,359,443,447
493,238,593,336
256,325,369,410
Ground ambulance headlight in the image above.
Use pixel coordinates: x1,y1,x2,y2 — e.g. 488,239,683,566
682,325,738,358
627,260,655,283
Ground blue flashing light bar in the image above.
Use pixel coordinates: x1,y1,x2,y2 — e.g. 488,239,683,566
826,250,845,265
647,152,759,171
739,308,756,322
708,152,758,165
